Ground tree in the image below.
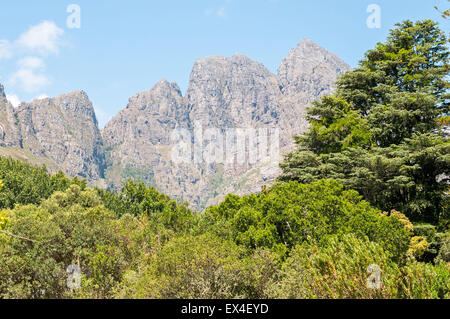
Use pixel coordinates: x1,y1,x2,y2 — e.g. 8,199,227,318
268,234,401,299
435,1,450,20
0,185,122,298
113,234,249,299
204,179,411,261
97,179,197,236
0,157,83,209
280,20,450,224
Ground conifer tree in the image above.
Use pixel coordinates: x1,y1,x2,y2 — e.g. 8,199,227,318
280,20,450,224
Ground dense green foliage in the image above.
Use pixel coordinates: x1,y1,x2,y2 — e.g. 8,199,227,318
0,20,449,299
280,20,450,225
97,180,196,236
0,157,448,299
0,157,84,210
204,180,410,261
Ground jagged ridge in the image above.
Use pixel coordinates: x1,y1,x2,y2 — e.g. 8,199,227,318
0,38,350,209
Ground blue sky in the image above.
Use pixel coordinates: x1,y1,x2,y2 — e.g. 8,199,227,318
0,0,448,127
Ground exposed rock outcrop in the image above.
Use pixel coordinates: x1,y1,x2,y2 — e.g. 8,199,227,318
0,86,105,180
103,39,351,209
0,38,350,209
0,84,22,147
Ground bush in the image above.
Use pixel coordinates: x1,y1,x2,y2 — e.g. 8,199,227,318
0,185,121,299
398,262,450,299
205,180,411,261
435,232,450,264
268,234,401,299
114,234,248,299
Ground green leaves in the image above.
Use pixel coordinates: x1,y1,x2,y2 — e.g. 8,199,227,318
303,96,373,154
97,179,197,235
0,154,448,299
205,180,410,261
0,157,84,210
281,20,450,224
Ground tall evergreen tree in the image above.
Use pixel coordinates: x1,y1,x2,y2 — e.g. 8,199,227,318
280,20,449,224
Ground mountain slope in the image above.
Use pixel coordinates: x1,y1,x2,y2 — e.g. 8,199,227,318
0,39,350,209
0,89,106,181
103,39,351,209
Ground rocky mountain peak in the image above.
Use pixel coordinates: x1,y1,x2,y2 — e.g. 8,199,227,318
51,90,98,122
278,38,351,101
0,83,5,99
186,53,280,128
126,79,184,118
1,39,351,210
0,83,22,147
15,90,105,180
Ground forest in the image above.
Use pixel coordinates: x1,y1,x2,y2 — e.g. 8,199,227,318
0,20,449,299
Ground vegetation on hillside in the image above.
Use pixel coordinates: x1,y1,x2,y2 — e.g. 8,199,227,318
0,20,449,299
280,20,449,225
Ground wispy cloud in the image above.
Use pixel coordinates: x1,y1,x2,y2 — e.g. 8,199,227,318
0,40,13,59
17,56,46,70
33,94,49,100
205,6,227,18
94,107,112,129
16,21,64,55
10,57,51,93
1,21,66,96
205,0,232,19
6,94,21,107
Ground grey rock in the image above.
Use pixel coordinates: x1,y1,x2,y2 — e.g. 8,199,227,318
0,84,22,147
0,38,350,209
278,38,350,101
103,39,350,209
15,90,105,180
102,79,196,202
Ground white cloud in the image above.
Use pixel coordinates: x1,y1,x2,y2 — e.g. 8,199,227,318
16,21,64,55
205,0,231,19
2,21,67,96
216,6,227,18
6,94,21,108
9,56,50,93
17,56,45,69
0,40,13,59
94,107,112,129
205,6,228,18
10,69,50,93
205,6,227,18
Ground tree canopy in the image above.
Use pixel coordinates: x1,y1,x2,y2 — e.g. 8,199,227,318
280,20,450,225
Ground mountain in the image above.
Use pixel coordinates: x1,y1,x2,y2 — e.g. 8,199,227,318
103,39,350,209
0,38,350,209
0,89,105,181
277,38,351,149
102,79,195,202
0,84,22,147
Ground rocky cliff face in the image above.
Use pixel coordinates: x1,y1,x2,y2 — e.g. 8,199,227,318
0,39,350,209
277,39,352,150
0,87,105,180
186,54,281,129
278,39,349,102
0,84,22,147
16,91,106,180
102,79,195,201
103,39,351,209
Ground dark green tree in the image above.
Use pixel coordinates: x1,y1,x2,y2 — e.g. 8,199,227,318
280,20,449,224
